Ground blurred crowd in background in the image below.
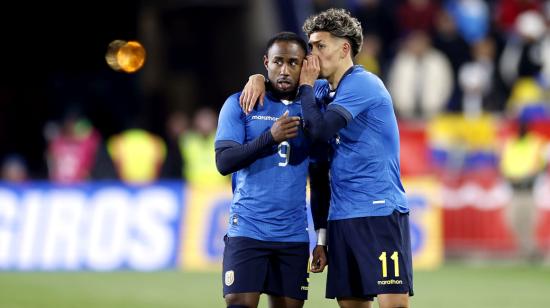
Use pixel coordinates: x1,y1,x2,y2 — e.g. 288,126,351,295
1,0,548,183
1,0,550,259
0,106,228,187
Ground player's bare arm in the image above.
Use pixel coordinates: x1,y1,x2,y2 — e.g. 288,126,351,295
241,54,319,114
240,74,266,114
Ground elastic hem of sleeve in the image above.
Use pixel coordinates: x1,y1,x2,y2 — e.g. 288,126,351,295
327,104,353,124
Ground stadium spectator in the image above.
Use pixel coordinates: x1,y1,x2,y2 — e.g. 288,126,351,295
45,111,101,184
495,0,543,34
352,0,397,63
107,119,166,184
500,120,546,259
445,0,490,44
355,34,383,77
432,8,472,111
160,111,187,180
499,10,547,86
541,4,550,84
458,37,508,116
506,77,550,123
1,154,29,183
388,30,454,119
182,107,227,186
396,0,439,36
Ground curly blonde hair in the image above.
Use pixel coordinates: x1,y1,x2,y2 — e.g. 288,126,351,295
302,8,363,57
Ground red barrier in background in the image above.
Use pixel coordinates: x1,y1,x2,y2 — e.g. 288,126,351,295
398,118,550,257
535,174,550,251
440,170,516,255
399,121,430,177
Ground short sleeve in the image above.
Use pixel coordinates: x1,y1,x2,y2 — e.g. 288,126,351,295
326,76,373,123
215,93,245,148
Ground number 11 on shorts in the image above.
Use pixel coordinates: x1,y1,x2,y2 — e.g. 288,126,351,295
379,251,400,278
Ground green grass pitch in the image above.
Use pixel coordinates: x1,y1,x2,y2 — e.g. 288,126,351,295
1,263,549,307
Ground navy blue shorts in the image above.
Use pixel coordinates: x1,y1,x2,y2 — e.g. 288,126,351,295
222,236,310,300
326,211,414,299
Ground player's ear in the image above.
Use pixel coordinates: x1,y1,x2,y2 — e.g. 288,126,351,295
263,55,269,70
341,41,350,59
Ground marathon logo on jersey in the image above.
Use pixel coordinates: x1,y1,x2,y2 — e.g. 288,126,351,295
0,182,184,271
251,115,279,121
377,279,403,285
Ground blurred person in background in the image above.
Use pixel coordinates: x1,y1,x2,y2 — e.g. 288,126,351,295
355,34,383,77
540,1,550,86
445,0,490,44
500,10,547,86
506,77,550,122
396,0,439,36
1,154,29,183
500,119,547,260
458,37,508,116
495,0,543,34
182,107,227,186
432,8,472,111
242,8,413,308
160,111,187,180
107,117,166,184
388,30,454,119
215,32,330,308
45,110,101,184
352,0,397,65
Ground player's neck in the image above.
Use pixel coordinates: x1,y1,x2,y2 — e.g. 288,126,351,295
278,93,296,101
328,58,354,90
267,82,296,101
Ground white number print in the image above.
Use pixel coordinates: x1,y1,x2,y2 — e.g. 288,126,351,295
278,141,291,167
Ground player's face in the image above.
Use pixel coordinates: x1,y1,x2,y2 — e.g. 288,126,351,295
308,31,347,79
264,41,305,96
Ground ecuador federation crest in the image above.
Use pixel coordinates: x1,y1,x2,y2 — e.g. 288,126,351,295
225,270,234,286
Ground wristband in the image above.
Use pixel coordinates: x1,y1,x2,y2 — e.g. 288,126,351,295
316,228,327,246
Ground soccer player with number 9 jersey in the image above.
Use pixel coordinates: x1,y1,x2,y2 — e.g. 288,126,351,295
215,32,329,308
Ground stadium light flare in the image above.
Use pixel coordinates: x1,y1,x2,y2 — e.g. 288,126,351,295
105,40,146,73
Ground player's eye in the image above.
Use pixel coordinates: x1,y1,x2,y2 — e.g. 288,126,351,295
318,44,325,49
274,59,283,65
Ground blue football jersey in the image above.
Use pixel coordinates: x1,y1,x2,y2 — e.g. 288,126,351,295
314,66,408,219
215,91,310,242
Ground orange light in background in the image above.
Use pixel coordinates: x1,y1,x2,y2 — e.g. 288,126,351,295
105,40,146,73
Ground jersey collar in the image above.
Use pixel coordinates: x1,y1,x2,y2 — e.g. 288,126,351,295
330,65,358,92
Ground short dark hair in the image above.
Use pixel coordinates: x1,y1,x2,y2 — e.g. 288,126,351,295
302,8,363,57
265,32,308,56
